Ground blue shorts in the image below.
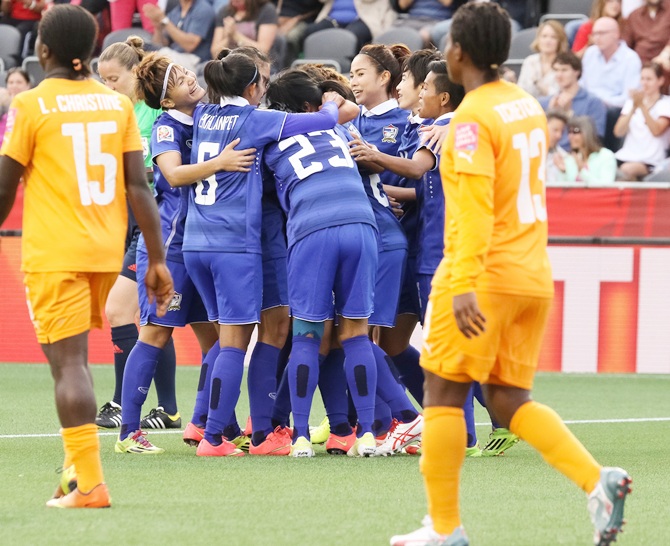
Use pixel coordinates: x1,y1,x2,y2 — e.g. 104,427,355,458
418,273,433,325
262,256,289,310
397,254,420,316
183,251,262,325
287,224,377,322
120,231,139,282
370,247,407,327
137,250,208,327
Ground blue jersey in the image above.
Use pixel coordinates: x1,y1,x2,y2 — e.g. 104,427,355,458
184,98,339,254
264,125,376,247
261,166,287,259
137,109,193,263
346,122,407,252
395,114,431,257
352,100,409,187
416,113,453,275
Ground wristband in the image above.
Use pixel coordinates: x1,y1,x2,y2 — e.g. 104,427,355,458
161,16,169,26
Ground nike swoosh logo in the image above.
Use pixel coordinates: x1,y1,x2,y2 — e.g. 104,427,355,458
332,438,348,446
138,387,149,395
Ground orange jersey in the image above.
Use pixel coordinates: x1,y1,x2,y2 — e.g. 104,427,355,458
435,80,554,298
1,78,143,273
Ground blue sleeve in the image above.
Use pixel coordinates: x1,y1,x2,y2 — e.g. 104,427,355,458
279,102,338,139
151,121,182,163
188,3,216,40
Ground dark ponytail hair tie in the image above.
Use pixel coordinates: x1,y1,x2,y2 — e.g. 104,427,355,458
72,58,83,71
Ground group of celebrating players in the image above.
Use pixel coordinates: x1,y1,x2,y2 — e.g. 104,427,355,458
0,3,631,546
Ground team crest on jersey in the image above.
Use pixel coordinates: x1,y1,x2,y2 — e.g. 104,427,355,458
168,292,182,312
381,124,399,144
157,125,174,143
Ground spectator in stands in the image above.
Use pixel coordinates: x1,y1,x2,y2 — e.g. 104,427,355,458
546,109,570,182
109,0,158,34
211,0,278,59
275,0,321,66
302,0,397,51
0,0,45,58
581,16,641,108
0,67,31,147
573,0,623,59
540,51,607,151
614,62,670,180
556,116,617,184
144,0,215,72
623,0,670,73
390,0,459,47
517,20,568,100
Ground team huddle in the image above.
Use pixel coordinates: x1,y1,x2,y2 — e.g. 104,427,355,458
0,3,632,546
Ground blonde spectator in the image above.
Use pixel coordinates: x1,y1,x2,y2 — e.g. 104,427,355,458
556,116,617,184
517,20,568,99
572,0,623,59
614,62,670,180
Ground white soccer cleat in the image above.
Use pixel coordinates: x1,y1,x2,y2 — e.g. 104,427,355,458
376,414,423,456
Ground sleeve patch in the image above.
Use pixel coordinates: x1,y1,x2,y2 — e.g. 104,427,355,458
156,125,174,142
454,122,478,151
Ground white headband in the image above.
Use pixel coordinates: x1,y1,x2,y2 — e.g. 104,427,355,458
160,63,175,102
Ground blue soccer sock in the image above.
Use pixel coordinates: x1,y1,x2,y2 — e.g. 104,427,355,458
223,410,242,441
111,324,138,405
248,342,281,446
373,396,393,437
119,341,162,440
342,335,377,436
154,337,177,415
204,347,246,446
370,341,419,422
473,381,501,429
287,335,321,440
318,348,350,432
271,365,291,428
465,384,477,448
191,342,218,427
276,334,292,385
390,345,424,407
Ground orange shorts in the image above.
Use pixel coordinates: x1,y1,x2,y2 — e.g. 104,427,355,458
24,271,117,344
420,285,552,390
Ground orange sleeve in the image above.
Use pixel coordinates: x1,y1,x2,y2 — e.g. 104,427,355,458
0,95,35,167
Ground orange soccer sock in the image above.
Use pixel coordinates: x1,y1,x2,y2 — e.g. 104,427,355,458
420,406,466,536
61,424,105,494
510,401,601,493
60,429,74,469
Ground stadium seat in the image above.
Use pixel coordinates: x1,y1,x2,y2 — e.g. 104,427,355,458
539,12,588,27
90,57,102,81
21,56,44,86
101,27,154,51
0,69,6,87
546,0,591,17
291,58,342,74
508,27,537,60
303,28,358,74
0,24,22,69
374,27,424,52
502,58,524,80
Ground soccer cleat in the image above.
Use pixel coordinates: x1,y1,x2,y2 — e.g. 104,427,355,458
46,483,111,509
347,432,377,457
53,465,77,499
465,443,482,458
588,467,632,546
326,430,356,455
95,401,122,429
481,427,520,457
405,443,421,456
249,427,291,456
376,414,424,456
183,422,205,447
290,436,315,458
140,406,182,429
231,435,251,453
390,517,469,546
114,430,164,454
309,416,330,445
196,438,244,457
242,416,252,437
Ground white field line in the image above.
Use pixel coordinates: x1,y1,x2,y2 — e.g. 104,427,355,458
1,417,670,440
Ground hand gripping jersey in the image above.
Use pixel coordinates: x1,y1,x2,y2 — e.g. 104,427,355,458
263,125,376,246
435,80,554,298
0,78,142,273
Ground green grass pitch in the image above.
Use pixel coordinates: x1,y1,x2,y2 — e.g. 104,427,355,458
1,364,669,545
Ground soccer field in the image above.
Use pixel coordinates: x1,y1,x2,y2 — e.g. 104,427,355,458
1,364,668,546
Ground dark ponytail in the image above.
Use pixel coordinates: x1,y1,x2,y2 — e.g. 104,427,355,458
203,54,259,104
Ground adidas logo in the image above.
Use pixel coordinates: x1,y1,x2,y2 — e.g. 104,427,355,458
127,264,137,272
